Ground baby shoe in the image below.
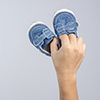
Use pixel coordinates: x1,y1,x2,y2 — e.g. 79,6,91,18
28,21,57,56
53,9,79,44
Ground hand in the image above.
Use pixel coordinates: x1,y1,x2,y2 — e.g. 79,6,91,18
50,34,86,80
51,34,86,100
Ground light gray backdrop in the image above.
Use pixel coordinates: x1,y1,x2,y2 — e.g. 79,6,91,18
0,0,100,100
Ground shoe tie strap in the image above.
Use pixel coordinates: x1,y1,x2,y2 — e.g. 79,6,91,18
55,22,78,36
33,28,54,46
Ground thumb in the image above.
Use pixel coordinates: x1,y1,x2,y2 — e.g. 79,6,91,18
50,37,58,55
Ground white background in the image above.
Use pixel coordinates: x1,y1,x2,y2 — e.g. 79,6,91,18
0,0,100,100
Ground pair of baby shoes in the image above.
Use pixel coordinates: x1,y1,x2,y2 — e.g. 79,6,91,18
28,9,79,56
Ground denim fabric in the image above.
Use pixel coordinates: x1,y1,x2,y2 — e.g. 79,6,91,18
29,23,57,56
53,11,79,38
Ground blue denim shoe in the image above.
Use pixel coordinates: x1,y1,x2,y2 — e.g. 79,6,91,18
53,9,79,40
28,21,57,56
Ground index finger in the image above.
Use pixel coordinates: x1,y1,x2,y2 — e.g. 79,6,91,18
59,34,70,46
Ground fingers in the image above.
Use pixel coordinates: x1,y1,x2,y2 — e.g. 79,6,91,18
77,37,83,44
83,43,86,56
68,34,77,45
51,35,86,56
59,34,70,46
77,37,86,56
77,37,83,51
50,37,58,54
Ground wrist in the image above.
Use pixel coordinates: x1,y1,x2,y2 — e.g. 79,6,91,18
56,70,77,83
57,72,77,93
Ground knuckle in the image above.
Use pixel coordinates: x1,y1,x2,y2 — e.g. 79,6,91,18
84,43,87,49
79,51,83,56
79,37,83,42
74,47,78,52
66,45,71,50
83,43,87,53
80,37,83,41
63,45,71,51
79,37,83,40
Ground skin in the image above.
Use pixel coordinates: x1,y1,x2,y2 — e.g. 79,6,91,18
50,34,86,100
